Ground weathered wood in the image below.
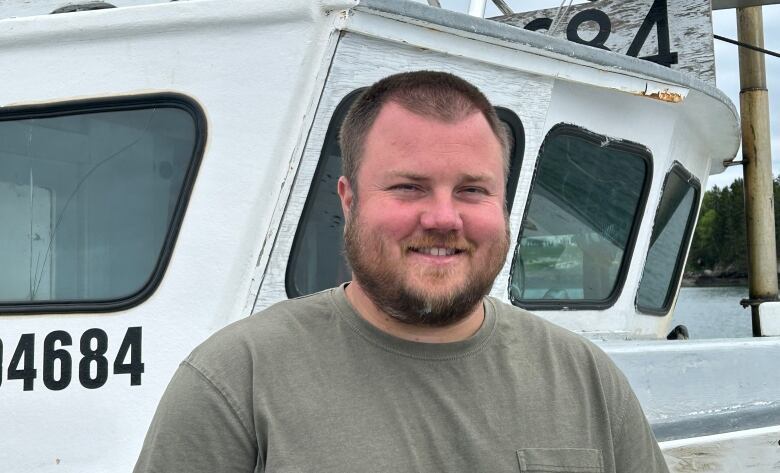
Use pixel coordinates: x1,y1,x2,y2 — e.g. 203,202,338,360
713,0,780,9
494,0,716,85
736,6,779,335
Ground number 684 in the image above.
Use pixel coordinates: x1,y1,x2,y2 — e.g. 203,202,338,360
0,327,144,391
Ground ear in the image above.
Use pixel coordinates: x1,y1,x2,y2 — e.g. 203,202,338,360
337,176,354,222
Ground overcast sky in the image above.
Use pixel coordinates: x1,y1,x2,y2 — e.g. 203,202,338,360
418,0,779,189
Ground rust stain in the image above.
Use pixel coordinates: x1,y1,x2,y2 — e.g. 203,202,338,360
637,89,685,103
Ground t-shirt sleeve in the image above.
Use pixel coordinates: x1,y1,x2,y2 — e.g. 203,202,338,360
133,361,259,473
611,369,670,473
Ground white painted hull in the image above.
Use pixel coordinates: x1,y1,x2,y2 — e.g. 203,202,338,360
0,1,769,471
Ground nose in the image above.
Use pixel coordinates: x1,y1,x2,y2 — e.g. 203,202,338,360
419,192,464,233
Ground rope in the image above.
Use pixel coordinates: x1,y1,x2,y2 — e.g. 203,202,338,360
714,34,780,59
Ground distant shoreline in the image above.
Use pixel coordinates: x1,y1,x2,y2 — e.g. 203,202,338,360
682,272,749,288
681,278,748,288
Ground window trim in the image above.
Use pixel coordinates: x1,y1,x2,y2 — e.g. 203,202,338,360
284,89,525,298
284,88,363,299
636,162,701,316
496,107,525,214
0,93,207,315
509,123,653,311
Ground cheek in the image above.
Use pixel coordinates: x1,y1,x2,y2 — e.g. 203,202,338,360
464,209,508,242
361,203,420,241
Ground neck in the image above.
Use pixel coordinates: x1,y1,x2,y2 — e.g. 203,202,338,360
344,281,485,343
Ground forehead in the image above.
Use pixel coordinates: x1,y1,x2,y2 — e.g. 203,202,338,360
360,102,503,175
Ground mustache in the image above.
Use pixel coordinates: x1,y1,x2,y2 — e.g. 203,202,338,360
402,234,475,253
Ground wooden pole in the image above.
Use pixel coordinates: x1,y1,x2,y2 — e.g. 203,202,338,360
736,6,778,336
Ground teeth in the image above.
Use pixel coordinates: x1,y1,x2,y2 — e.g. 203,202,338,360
417,247,456,256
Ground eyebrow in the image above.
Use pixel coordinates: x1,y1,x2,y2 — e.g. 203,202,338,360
386,171,495,183
386,171,428,181
460,173,496,183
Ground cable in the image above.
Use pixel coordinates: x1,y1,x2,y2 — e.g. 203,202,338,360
714,34,780,59
491,0,513,15
549,0,574,37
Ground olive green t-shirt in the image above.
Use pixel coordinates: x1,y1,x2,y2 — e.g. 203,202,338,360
134,285,668,472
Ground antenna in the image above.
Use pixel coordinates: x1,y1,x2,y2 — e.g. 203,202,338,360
467,0,487,17
426,0,514,17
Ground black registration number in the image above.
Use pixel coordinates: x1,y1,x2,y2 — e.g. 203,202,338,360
521,0,679,68
0,327,144,391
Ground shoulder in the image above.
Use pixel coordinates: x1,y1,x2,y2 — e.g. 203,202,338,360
486,296,628,385
487,297,600,352
487,297,643,428
186,288,339,377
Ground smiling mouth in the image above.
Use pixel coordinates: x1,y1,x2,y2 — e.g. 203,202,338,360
409,247,464,257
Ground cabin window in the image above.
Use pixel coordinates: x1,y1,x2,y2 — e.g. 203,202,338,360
0,96,204,313
286,90,525,298
509,124,651,310
636,164,700,314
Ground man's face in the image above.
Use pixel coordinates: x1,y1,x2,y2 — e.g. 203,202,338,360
338,101,510,326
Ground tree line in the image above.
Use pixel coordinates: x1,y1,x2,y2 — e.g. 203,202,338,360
686,176,780,275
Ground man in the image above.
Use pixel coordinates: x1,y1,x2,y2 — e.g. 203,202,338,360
135,71,669,472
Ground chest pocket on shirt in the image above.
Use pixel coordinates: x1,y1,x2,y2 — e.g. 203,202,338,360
517,448,603,472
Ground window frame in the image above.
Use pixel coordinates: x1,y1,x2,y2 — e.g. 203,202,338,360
509,123,653,311
636,162,701,316
0,93,207,315
285,89,525,298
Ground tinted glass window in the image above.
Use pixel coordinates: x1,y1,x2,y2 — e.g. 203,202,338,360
509,125,650,309
637,164,699,314
286,91,525,297
0,98,202,311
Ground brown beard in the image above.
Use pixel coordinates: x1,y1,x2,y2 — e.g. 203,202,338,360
343,204,510,327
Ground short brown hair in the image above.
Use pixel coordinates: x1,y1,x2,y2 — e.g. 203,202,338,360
339,71,510,192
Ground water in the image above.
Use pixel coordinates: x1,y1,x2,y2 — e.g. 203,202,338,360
672,286,753,339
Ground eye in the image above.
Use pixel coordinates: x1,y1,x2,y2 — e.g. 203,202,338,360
460,186,488,195
389,183,422,193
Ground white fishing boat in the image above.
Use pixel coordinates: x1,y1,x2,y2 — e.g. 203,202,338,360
0,0,777,471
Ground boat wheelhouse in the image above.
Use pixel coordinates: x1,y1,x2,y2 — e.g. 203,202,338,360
0,0,776,471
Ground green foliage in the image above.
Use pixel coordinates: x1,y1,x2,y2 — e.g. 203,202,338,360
686,177,780,273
